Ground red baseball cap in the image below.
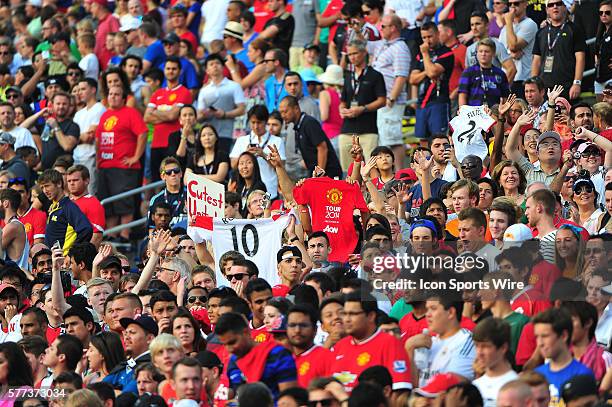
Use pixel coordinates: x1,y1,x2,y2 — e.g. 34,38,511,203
395,168,417,181
90,0,109,8
414,373,462,398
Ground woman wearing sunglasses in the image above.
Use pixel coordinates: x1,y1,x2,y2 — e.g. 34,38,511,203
572,178,604,235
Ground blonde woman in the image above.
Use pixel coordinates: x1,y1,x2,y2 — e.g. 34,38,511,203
65,389,104,407
150,333,185,403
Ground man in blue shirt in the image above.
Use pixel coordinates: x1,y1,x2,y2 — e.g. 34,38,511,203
159,33,200,93
141,21,166,72
533,308,594,407
216,312,297,402
264,48,289,112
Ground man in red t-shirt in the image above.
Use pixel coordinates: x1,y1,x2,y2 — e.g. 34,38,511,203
66,165,105,247
144,56,193,183
330,292,411,392
288,305,334,388
96,86,147,242
169,5,198,53
9,179,46,246
293,177,368,263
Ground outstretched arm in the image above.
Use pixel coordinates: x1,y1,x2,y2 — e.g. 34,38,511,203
132,230,173,294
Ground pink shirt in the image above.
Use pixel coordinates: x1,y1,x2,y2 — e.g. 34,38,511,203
95,12,120,71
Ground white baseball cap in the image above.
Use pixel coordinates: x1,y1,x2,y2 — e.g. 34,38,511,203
503,224,533,246
120,16,142,32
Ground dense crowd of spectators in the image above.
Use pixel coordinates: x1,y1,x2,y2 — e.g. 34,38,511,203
0,0,608,406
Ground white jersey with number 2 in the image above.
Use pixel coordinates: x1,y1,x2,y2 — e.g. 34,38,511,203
188,215,291,287
450,105,495,162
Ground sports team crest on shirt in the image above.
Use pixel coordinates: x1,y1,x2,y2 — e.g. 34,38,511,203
254,333,267,342
103,116,118,131
529,274,539,285
326,188,343,204
299,361,310,376
356,352,371,366
169,93,177,102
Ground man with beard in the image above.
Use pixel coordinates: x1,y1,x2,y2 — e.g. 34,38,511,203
583,234,610,278
306,232,334,273
287,304,333,388
40,91,79,170
429,135,459,182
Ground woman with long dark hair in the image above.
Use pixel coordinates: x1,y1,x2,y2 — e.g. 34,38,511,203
171,308,205,357
229,151,267,216
84,332,126,385
100,68,137,108
0,342,33,401
184,123,230,183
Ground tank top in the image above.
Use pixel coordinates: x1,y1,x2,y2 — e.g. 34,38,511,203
321,88,343,139
5,217,29,271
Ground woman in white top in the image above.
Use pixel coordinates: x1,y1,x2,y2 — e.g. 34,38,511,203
572,178,604,235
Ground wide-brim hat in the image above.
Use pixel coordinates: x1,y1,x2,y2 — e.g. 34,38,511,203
317,64,344,86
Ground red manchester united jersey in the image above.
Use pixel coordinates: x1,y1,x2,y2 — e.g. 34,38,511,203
73,194,106,233
294,345,334,388
18,206,46,245
148,85,192,149
330,329,411,392
96,106,148,169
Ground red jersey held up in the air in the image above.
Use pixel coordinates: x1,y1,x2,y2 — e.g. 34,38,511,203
293,177,368,263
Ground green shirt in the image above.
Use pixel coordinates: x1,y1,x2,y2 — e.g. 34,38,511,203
35,41,82,62
389,299,413,321
318,0,330,44
504,311,529,356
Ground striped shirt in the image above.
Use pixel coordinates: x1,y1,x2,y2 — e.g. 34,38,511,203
458,64,509,107
516,155,561,186
538,229,557,264
372,38,411,104
420,328,475,386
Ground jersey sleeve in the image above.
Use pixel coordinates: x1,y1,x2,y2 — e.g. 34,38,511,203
292,181,310,205
89,199,107,233
33,212,47,241
384,336,412,390
446,335,476,380
180,87,194,105
458,70,471,95
268,346,298,384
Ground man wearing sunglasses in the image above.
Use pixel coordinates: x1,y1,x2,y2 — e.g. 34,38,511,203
531,0,587,100
147,156,187,230
0,102,37,153
0,132,30,187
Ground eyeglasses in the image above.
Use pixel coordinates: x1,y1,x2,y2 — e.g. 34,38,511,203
538,141,560,149
164,167,182,175
188,295,207,303
0,52,10,56
226,273,248,281
564,176,577,182
547,1,564,7
585,247,603,255
161,267,177,274
263,59,277,63
508,1,523,5
580,151,600,158
308,400,336,407
67,71,80,76
362,9,372,15
8,177,25,185
350,19,361,26
600,10,611,15
575,185,594,195
6,93,19,99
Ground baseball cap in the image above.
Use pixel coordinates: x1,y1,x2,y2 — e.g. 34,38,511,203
170,4,188,15
5,86,22,96
0,132,16,146
561,375,598,403
410,218,438,238
303,42,321,53
27,0,42,7
120,314,159,336
395,168,418,181
45,75,68,91
300,69,321,85
120,16,142,32
99,255,122,270
223,21,244,40
90,0,109,8
162,33,180,44
577,142,601,155
196,350,222,369
503,223,534,245
277,246,302,263
414,373,462,398
0,283,18,296
537,131,561,149
569,138,587,151
602,283,612,295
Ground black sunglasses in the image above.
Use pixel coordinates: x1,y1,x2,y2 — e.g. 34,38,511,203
188,295,208,303
226,273,248,281
547,1,564,7
308,400,336,407
164,168,181,175
575,185,594,194
600,10,611,15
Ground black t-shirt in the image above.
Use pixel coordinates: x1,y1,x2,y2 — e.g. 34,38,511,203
532,21,587,90
596,27,612,82
453,0,487,35
340,66,386,134
263,12,295,53
411,44,455,105
187,149,230,180
41,119,80,169
295,113,342,178
526,0,547,27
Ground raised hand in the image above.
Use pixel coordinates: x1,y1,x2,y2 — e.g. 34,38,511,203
285,215,297,241
350,135,363,161
150,229,173,256
414,150,433,172
267,144,282,168
360,156,377,180
547,85,564,104
93,244,112,268
312,166,326,177
516,108,537,127
498,94,517,117
392,183,413,204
